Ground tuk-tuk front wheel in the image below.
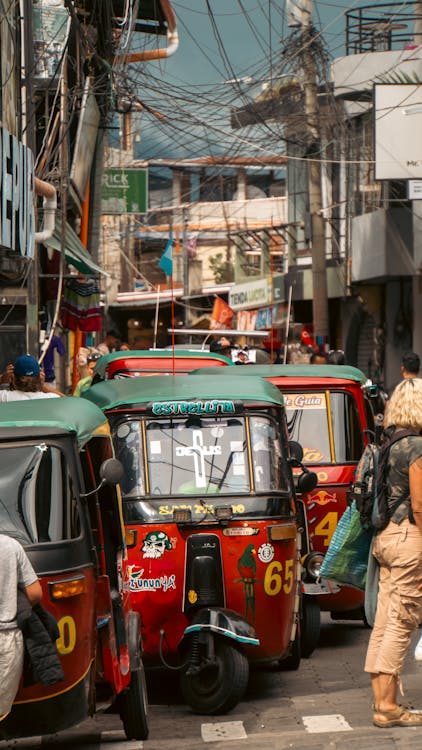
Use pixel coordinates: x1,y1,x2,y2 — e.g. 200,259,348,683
301,596,321,658
180,638,249,715
117,663,149,740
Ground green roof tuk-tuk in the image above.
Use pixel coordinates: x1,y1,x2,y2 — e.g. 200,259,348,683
83,375,315,714
0,398,148,741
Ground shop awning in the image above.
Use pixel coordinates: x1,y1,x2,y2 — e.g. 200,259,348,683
44,218,109,277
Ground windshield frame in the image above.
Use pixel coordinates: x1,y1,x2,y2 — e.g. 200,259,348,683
110,407,294,525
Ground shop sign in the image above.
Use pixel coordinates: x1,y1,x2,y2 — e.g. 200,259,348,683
229,277,272,311
0,127,35,257
102,168,148,214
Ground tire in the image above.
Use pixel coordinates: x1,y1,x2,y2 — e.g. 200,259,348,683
180,638,249,715
301,596,321,658
118,663,149,740
278,626,301,671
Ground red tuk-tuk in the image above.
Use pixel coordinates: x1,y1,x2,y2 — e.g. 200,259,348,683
192,365,376,623
83,375,316,714
0,398,148,741
92,349,234,382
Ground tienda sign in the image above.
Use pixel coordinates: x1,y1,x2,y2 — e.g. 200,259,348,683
229,277,272,311
0,127,35,257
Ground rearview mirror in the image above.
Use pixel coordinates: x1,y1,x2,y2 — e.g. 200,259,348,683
296,470,318,494
99,458,124,486
289,440,304,464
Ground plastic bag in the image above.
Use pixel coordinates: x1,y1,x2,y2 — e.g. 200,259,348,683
319,501,373,590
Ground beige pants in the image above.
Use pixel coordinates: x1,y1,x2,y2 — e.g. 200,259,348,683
0,629,24,719
365,518,422,676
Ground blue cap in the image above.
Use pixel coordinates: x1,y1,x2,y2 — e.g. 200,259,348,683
14,355,40,377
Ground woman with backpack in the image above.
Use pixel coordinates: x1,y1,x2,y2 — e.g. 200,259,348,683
365,377,422,728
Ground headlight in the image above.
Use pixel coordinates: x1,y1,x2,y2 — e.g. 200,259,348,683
304,552,324,579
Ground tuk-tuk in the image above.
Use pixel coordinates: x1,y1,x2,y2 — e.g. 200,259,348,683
191,365,376,622
92,349,234,382
83,375,315,714
0,398,148,741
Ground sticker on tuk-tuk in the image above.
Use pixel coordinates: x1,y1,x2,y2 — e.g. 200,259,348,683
283,393,326,409
258,543,274,564
141,530,173,559
149,399,237,416
128,565,176,593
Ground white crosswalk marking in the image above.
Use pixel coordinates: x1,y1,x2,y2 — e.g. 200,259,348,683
302,714,352,733
201,721,247,742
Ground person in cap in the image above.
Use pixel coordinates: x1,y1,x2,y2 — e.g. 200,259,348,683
0,355,62,402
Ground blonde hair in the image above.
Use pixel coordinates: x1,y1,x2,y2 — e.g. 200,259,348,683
386,378,422,430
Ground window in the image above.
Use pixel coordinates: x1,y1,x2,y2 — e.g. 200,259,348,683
285,390,364,464
0,443,79,545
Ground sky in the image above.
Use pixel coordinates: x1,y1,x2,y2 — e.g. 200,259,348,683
122,0,377,161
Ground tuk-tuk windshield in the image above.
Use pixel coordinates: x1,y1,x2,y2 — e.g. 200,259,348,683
0,443,79,546
284,391,363,464
113,413,290,507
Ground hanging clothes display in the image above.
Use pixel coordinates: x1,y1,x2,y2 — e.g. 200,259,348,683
61,278,102,332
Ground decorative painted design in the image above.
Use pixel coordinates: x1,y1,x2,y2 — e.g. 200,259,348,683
141,530,173,559
236,544,258,622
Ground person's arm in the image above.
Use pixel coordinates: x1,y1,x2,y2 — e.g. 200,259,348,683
24,579,43,606
409,455,422,535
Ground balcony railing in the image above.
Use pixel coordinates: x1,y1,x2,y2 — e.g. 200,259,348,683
346,2,422,54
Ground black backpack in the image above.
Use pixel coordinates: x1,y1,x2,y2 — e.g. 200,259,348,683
349,428,416,533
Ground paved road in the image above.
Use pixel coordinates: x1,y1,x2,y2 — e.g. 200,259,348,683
3,614,422,749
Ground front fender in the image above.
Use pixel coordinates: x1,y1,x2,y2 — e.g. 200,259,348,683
182,607,259,647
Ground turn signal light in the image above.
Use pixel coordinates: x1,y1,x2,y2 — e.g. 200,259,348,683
49,577,87,600
125,529,137,547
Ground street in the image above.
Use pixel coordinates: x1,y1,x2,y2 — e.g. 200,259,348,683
3,614,422,750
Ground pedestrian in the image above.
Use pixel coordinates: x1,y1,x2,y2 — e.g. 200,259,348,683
97,329,120,355
209,336,232,359
365,377,422,728
384,351,421,425
73,349,101,397
310,351,327,364
0,534,42,721
0,355,62,401
400,350,420,379
119,342,131,351
327,349,346,365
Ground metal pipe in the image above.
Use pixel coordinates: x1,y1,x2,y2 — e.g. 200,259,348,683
34,178,57,246
114,0,178,63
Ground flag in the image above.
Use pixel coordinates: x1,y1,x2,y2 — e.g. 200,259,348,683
159,239,173,276
210,297,234,330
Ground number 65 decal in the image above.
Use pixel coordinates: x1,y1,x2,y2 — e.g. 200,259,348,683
56,616,77,655
264,559,294,596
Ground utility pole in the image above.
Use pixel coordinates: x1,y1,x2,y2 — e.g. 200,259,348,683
301,27,329,339
291,0,329,339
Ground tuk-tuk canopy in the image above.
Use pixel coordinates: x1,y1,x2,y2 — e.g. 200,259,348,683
93,349,234,379
83,374,285,411
189,364,368,384
0,396,109,447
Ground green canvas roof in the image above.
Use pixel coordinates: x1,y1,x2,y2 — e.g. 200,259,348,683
83,374,284,411
93,349,234,379
189,364,368,384
0,396,108,446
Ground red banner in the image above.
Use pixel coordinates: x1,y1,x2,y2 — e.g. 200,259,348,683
210,297,234,330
